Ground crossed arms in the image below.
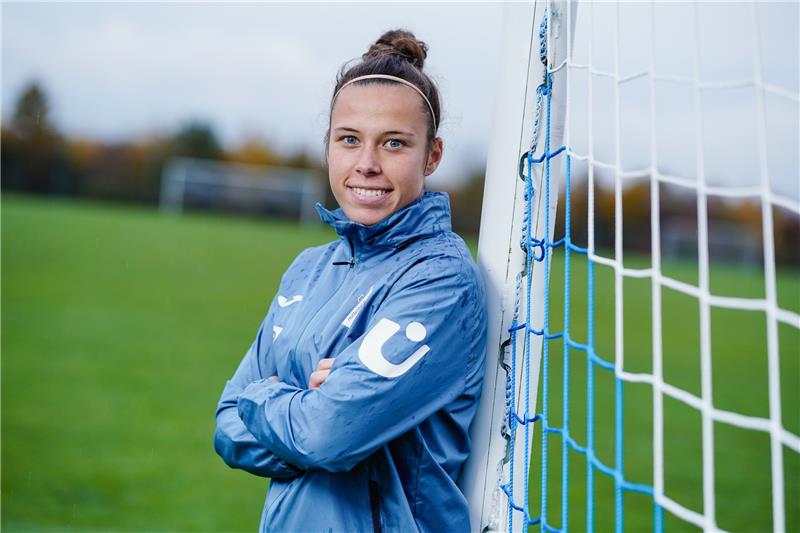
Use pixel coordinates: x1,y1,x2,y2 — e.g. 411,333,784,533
213,256,485,476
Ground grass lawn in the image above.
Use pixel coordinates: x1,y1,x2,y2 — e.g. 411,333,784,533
2,193,798,531
2,194,333,531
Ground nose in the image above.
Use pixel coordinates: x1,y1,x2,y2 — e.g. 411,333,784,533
355,145,380,176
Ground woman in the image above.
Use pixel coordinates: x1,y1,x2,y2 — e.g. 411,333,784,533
214,29,487,533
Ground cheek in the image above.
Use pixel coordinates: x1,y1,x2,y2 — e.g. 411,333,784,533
408,153,429,184
391,150,427,174
326,148,350,182
392,163,425,196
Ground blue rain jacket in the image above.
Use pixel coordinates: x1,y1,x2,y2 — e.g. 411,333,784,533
214,191,487,532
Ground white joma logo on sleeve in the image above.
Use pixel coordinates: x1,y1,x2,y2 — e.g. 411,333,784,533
358,318,430,378
277,295,303,307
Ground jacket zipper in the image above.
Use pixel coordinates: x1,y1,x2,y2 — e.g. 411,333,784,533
289,238,356,372
332,237,356,267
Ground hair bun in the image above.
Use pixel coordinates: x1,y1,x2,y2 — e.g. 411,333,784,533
363,29,428,69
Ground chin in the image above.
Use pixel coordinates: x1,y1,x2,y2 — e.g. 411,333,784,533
347,206,390,226
355,213,388,226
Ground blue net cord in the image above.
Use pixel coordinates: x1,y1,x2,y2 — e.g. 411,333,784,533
587,253,596,532
501,5,665,532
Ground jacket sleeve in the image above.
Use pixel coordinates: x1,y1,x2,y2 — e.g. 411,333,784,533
236,253,487,473
214,312,304,479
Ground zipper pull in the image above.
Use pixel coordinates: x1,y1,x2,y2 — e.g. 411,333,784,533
347,237,356,268
332,256,356,267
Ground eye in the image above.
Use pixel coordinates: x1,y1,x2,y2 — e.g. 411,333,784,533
385,139,404,149
341,135,358,145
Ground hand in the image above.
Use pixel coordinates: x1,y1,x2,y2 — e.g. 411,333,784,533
269,376,280,382
308,358,335,389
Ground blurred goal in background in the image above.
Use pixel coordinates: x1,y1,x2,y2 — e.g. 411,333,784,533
462,1,799,532
159,157,324,224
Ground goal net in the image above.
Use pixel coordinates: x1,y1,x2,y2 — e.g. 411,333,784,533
159,157,325,224
462,2,799,532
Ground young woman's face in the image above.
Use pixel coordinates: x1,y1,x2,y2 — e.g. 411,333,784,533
327,83,443,226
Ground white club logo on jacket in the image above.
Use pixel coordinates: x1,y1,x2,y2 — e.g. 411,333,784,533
358,318,430,378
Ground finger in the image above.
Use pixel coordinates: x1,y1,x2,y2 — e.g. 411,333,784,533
308,369,332,389
315,358,336,371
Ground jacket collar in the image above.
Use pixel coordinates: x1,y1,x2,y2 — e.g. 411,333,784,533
315,191,452,250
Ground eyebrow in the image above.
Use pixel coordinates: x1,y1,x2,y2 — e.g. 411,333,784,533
333,127,416,137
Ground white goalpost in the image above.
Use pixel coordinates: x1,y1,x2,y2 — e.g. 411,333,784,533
462,1,799,532
159,157,324,224
461,2,575,530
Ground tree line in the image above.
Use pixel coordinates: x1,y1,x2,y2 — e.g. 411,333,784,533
1,82,324,206
2,81,797,265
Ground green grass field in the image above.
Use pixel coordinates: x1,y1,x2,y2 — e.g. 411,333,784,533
2,194,798,531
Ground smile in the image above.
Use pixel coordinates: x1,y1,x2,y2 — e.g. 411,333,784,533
348,186,390,198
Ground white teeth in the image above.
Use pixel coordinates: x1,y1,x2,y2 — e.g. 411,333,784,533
351,187,388,198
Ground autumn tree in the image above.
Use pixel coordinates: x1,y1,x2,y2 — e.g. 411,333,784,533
2,81,71,194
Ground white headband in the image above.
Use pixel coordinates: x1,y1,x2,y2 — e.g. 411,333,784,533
332,74,438,132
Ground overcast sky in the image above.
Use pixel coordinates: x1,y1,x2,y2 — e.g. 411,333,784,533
2,2,797,196
2,2,505,189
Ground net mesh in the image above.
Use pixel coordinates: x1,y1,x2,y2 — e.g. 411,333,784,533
501,2,800,531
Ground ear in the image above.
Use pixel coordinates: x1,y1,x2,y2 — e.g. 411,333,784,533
423,137,444,176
